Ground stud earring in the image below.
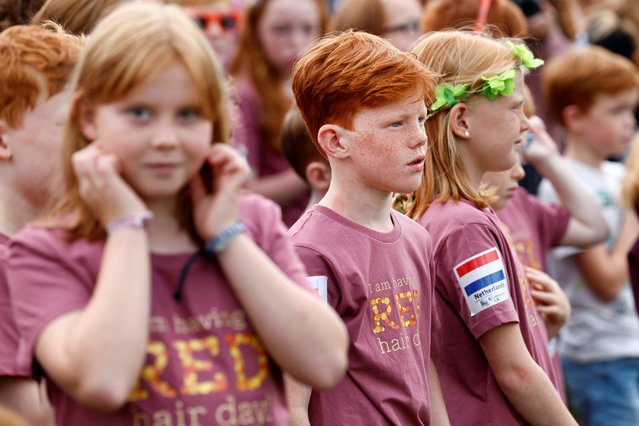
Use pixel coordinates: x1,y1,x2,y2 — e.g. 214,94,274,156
464,130,470,137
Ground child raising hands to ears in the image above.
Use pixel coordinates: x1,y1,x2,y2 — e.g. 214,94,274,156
7,3,347,424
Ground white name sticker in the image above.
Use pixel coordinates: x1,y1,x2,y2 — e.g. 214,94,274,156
306,275,328,303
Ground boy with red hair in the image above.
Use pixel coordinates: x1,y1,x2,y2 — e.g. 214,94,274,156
0,23,81,424
539,45,639,425
287,31,449,425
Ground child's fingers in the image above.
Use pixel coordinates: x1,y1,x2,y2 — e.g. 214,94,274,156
530,288,559,306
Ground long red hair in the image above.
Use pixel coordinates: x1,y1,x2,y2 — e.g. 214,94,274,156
230,0,328,153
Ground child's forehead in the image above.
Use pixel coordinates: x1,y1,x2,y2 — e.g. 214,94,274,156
593,88,639,105
357,95,428,115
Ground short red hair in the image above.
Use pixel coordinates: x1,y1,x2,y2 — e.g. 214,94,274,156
543,45,639,126
292,31,435,151
0,24,81,128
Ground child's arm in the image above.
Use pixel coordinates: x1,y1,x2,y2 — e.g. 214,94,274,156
428,358,450,426
526,266,570,339
193,144,348,389
285,374,312,426
0,379,53,425
574,208,639,301
479,323,577,425
34,145,152,411
524,116,608,247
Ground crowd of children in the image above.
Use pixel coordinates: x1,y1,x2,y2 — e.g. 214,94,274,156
1,0,639,425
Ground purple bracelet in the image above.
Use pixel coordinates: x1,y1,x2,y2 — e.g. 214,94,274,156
107,211,154,235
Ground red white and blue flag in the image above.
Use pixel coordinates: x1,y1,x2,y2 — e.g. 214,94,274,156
453,247,510,316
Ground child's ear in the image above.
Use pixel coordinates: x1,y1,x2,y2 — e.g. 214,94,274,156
305,161,332,192
562,105,583,133
449,103,471,140
317,124,349,159
78,102,98,141
0,121,12,161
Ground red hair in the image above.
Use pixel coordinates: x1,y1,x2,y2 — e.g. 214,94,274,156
420,0,528,38
292,31,435,152
230,0,328,153
0,23,81,128
543,45,639,126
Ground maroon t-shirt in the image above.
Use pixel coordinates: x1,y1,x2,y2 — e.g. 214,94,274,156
289,205,436,425
497,187,570,401
419,199,559,425
0,233,29,377
496,188,570,271
8,195,310,425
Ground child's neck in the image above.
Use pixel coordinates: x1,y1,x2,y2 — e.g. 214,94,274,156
145,199,199,254
563,135,606,168
0,188,39,236
319,181,394,233
305,190,326,213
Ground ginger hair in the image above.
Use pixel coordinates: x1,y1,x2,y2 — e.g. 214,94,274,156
50,2,230,242
291,30,435,154
0,23,81,128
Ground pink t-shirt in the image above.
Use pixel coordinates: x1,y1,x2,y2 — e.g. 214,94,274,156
0,233,29,377
8,195,310,425
233,76,309,228
289,205,436,425
497,188,570,271
497,188,570,402
419,199,559,425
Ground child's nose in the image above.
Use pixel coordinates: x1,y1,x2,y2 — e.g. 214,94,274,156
151,123,179,148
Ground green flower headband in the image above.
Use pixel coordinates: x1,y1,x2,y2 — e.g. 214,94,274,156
429,41,544,113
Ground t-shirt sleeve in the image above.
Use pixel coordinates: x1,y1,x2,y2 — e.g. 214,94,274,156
524,191,571,249
537,179,582,259
291,245,341,309
0,247,29,377
7,228,94,369
241,195,312,292
436,224,519,338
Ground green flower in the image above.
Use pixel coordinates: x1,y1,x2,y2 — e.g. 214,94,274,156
430,83,470,112
507,41,544,69
481,69,516,101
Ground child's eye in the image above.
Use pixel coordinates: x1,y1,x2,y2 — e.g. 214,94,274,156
128,107,151,119
390,121,403,128
418,116,426,124
177,108,201,120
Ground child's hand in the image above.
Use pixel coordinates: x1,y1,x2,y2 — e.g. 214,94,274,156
526,266,570,339
71,142,148,228
522,115,560,167
190,143,250,240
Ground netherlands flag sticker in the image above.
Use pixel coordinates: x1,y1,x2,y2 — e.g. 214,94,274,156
453,247,510,316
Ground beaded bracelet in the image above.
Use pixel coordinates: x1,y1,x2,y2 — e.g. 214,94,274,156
204,220,246,253
106,211,154,235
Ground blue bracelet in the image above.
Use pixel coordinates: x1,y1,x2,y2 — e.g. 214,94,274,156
204,220,246,253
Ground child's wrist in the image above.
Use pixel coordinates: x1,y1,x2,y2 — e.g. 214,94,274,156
107,211,154,235
204,220,246,253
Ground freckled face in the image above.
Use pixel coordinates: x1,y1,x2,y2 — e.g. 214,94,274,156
4,90,71,209
346,95,428,194
465,73,529,175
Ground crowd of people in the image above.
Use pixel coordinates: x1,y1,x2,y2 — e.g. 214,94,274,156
0,0,638,425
